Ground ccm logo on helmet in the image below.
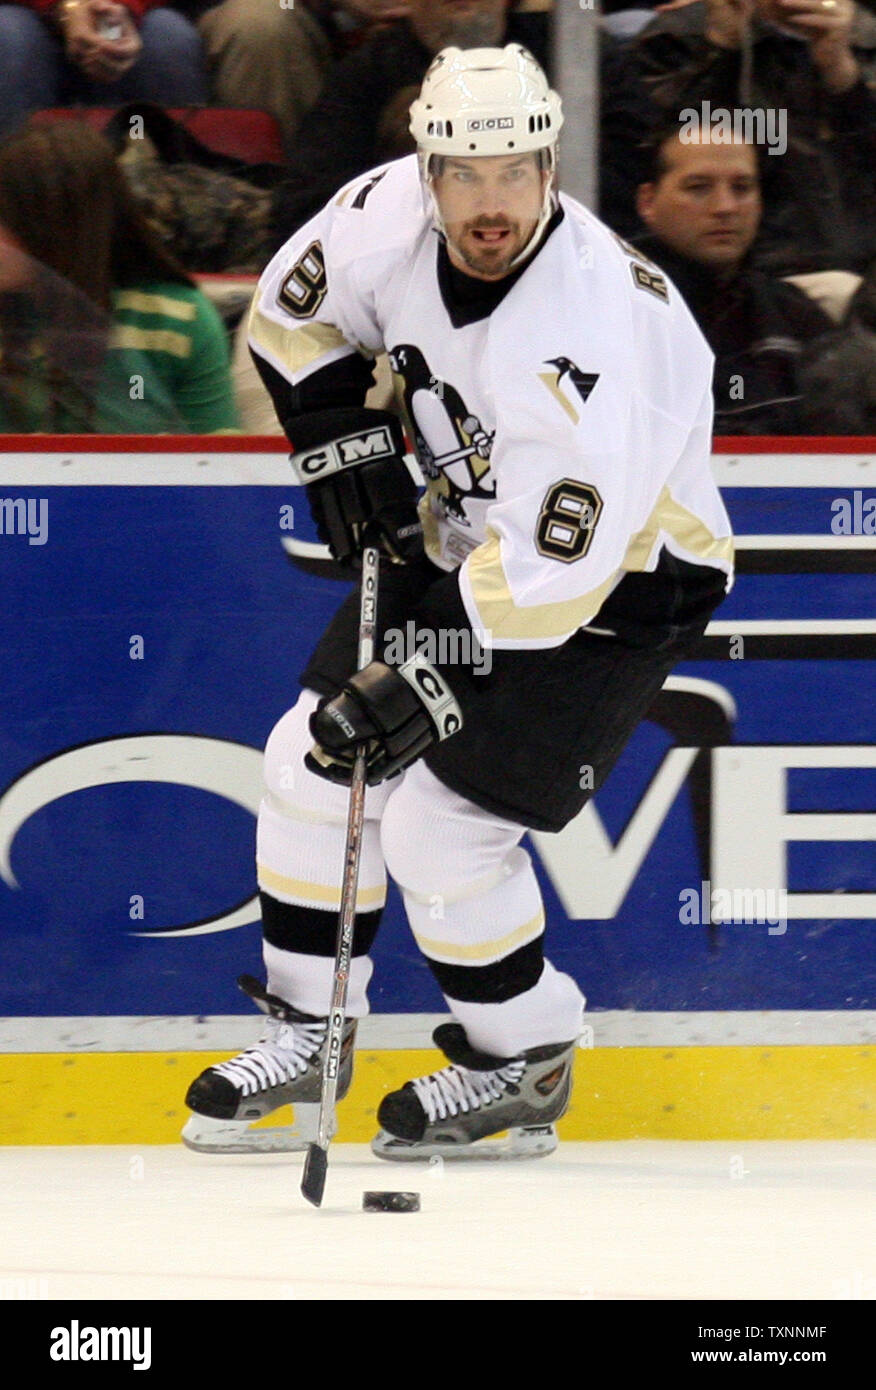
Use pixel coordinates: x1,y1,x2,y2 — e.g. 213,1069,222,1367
466,117,514,132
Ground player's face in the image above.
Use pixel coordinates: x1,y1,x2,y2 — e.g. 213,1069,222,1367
636,137,761,272
432,153,548,280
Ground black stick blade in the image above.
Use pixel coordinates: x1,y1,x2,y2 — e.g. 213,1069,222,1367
301,1143,328,1208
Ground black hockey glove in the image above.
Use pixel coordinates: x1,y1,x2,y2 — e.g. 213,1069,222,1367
306,654,463,786
289,409,423,566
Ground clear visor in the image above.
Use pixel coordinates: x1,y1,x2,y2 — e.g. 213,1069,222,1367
424,148,557,278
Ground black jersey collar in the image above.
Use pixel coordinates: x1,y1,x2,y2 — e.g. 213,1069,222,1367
437,206,565,329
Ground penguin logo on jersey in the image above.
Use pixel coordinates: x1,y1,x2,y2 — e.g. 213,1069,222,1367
388,344,495,525
539,358,600,426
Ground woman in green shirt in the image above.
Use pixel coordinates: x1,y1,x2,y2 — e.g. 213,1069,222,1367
0,121,239,434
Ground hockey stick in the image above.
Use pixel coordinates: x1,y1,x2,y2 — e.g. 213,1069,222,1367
301,542,379,1208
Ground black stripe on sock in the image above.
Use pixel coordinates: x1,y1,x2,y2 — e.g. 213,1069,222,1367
260,891,382,958
424,937,545,1004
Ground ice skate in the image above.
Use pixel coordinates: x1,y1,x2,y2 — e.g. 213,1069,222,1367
182,975,356,1154
371,1022,576,1162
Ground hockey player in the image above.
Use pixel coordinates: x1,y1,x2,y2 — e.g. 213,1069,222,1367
183,45,734,1160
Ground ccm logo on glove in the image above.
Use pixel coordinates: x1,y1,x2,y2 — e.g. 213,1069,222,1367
289,409,423,567
402,660,462,736
290,427,397,482
322,705,359,740
307,653,463,786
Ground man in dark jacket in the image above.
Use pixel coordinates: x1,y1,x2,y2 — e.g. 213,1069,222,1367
602,0,876,277
635,124,838,433
198,1,410,149
269,0,550,250
0,0,207,136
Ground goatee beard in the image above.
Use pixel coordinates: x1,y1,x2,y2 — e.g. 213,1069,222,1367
459,244,516,278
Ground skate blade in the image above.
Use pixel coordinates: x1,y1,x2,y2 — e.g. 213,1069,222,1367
181,1104,327,1155
371,1123,558,1163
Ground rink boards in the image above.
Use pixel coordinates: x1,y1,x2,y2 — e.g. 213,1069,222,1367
0,438,873,1142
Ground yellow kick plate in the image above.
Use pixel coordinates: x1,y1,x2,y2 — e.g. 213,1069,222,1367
0,1046,872,1145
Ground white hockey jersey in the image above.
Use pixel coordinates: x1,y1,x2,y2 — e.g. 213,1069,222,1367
249,155,733,651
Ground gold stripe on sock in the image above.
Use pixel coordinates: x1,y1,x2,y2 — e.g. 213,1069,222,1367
257,863,386,910
412,911,545,964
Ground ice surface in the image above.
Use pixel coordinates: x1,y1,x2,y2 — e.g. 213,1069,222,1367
0,1142,873,1301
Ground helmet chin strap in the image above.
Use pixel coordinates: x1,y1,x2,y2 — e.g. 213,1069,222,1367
422,149,559,275
506,169,557,270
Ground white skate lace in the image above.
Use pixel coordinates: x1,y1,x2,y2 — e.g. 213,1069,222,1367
411,1060,527,1124
212,1017,327,1097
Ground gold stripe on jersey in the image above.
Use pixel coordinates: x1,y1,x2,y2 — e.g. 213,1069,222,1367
466,489,732,643
625,485,735,570
247,288,352,376
466,529,620,642
257,862,386,909
411,910,545,964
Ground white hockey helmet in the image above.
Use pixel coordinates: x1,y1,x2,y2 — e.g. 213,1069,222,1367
410,45,564,264
410,44,563,158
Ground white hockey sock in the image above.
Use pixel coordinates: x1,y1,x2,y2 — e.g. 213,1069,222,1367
263,941,374,1020
256,689,395,1020
381,761,586,1056
445,961,586,1058
257,689,392,913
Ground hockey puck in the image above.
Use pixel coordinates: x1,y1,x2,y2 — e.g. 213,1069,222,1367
362,1191,420,1213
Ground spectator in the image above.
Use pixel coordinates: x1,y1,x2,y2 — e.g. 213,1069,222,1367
0,121,238,432
198,1,411,150
796,258,876,431
269,0,551,248
600,0,876,278
635,124,838,432
0,0,208,140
